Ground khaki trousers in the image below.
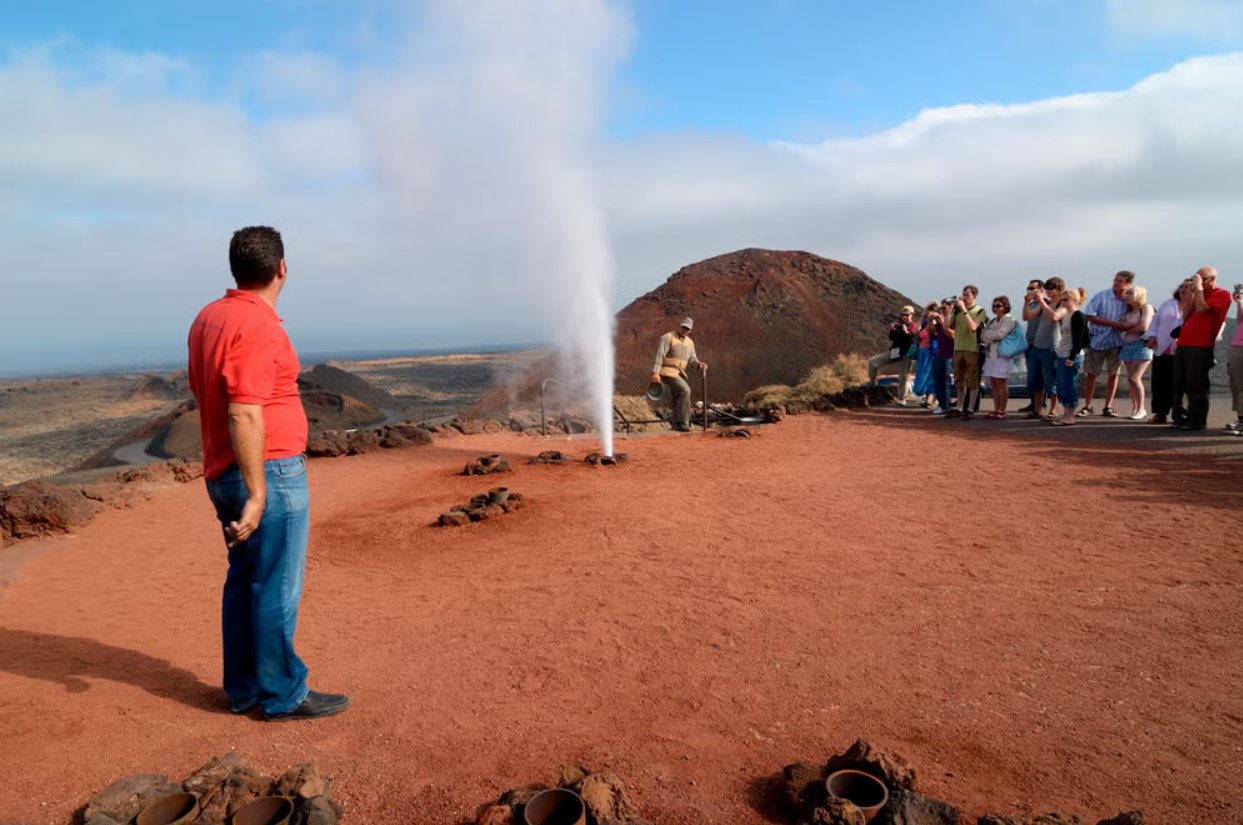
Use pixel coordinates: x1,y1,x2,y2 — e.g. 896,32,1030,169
661,375,693,427
867,353,912,398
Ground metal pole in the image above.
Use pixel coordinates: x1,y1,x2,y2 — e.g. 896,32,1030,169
540,379,547,437
701,368,709,431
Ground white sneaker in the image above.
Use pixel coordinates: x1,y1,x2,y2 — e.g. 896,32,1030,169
1128,411,1147,420
931,406,946,415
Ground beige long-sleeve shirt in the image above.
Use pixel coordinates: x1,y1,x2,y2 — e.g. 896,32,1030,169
652,332,700,377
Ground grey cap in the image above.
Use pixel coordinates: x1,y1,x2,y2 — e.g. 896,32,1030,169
679,317,694,330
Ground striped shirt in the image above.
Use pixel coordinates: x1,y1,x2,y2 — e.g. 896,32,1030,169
1084,288,1128,350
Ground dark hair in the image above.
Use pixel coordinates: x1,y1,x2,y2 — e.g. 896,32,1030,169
1028,279,1043,288
1044,277,1065,291
992,295,1011,314
963,285,979,297
229,226,285,289
1116,270,1135,285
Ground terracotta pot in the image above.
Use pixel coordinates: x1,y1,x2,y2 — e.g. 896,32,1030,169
523,788,586,825
135,792,198,825
479,454,501,467
231,796,294,825
487,487,510,504
826,770,889,822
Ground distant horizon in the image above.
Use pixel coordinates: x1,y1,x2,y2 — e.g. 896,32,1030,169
0,342,552,382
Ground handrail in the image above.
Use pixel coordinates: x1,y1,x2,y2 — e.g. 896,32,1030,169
539,377,630,436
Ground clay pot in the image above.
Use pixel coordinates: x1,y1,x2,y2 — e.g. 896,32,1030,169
826,770,889,822
487,487,510,504
135,792,198,825
231,796,294,825
523,788,586,825
479,454,501,467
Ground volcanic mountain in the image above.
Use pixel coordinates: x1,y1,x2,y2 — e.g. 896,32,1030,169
612,248,916,400
468,248,916,417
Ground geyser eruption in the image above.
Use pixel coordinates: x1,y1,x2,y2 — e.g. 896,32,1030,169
361,0,628,456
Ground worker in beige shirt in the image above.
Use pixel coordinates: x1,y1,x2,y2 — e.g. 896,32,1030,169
650,317,708,431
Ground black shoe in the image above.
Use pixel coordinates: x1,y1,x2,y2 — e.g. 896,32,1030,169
264,691,352,722
672,423,691,432
1017,403,1034,412
1101,407,1117,418
1177,423,1205,432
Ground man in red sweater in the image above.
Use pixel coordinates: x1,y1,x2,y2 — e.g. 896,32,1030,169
1172,266,1232,432
187,226,350,721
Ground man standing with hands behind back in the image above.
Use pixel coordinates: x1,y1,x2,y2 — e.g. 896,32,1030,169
188,226,351,721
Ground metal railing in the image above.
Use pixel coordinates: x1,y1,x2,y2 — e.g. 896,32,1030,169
539,370,725,436
540,377,634,437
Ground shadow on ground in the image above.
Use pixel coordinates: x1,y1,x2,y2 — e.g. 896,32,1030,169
0,627,223,712
841,405,1243,515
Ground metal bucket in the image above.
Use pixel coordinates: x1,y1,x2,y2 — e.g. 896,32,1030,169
231,796,294,825
523,788,586,825
826,770,889,822
135,792,198,825
487,487,510,504
646,381,665,401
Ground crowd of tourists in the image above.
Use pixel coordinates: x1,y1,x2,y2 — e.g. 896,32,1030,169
869,267,1243,431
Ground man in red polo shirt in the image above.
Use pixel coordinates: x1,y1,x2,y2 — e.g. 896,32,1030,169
1172,266,1232,432
187,226,350,721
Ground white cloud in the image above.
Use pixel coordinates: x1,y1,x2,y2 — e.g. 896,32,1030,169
1108,0,1243,39
1,24,1242,375
601,52,1243,306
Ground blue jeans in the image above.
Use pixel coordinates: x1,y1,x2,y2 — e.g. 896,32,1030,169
206,456,310,715
1057,354,1084,409
1026,347,1056,397
931,357,952,410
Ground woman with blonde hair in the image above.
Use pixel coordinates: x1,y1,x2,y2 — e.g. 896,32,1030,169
1051,287,1091,425
979,295,1017,418
1118,284,1156,420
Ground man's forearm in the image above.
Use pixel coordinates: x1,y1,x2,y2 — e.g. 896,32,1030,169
228,403,267,504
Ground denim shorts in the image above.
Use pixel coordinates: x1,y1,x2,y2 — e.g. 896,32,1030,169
1120,340,1154,362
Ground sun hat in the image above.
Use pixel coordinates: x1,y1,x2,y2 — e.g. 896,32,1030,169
679,318,694,330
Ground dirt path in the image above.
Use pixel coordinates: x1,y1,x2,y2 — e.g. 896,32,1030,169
1,412,1241,824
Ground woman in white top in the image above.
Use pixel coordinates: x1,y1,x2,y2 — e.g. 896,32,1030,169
1145,281,1188,425
979,296,1017,419
1118,285,1156,420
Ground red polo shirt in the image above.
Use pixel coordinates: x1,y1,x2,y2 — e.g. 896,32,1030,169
1179,285,1232,348
187,290,308,479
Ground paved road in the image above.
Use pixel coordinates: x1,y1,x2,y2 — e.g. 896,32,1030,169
874,395,1243,457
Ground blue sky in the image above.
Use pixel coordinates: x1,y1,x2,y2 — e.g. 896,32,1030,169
4,0,1230,138
1,0,1242,375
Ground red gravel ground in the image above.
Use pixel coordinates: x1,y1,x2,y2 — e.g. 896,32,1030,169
1,412,1242,825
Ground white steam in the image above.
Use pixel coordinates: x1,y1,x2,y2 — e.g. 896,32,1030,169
358,0,628,454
